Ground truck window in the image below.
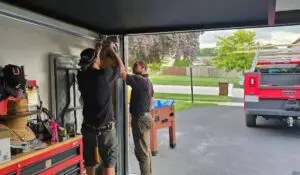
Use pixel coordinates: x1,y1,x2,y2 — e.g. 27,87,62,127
255,64,300,74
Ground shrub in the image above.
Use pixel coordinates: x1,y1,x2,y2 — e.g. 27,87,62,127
148,63,162,71
173,59,190,67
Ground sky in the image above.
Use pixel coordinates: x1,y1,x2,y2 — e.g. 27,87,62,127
199,25,300,48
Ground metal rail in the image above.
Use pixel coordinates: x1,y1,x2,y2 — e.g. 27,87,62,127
250,47,300,71
0,2,98,40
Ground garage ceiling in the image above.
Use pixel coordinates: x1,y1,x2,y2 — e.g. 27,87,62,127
1,0,300,34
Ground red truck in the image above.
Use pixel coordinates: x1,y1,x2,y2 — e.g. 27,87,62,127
244,48,300,127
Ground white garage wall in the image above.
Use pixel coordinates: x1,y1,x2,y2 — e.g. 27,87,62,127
276,0,300,11
0,15,94,110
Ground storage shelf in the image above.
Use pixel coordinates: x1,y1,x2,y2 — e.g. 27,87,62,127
0,111,39,120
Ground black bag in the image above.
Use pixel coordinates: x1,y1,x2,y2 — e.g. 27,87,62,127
28,120,52,142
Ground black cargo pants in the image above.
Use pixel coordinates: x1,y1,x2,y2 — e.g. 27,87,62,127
81,122,118,168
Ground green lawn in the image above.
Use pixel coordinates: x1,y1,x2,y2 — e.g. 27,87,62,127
154,92,231,102
149,75,239,87
175,101,216,111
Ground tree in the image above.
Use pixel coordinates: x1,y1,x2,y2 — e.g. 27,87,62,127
212,30,258,72
197,48,216,57
128,35,159,66
176,32,200,60
128,32,200,67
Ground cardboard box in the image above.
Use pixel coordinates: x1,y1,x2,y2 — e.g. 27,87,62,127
0,129,11,164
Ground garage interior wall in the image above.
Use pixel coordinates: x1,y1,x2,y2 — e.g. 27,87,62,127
0,13,127,173
0,15,94,112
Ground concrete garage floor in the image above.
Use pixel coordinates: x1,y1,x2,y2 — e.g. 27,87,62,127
128,106,300,175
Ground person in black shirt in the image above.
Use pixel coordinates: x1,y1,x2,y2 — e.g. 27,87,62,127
120,60,154,175
77,42,124,175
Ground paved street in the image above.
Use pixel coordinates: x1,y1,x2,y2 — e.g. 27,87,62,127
128,106,300,175
153,85,244,98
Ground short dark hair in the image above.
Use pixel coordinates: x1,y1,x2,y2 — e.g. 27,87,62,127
79,48,96,66
133,60,147,70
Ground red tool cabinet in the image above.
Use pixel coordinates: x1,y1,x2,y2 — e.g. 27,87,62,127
0,136,83,175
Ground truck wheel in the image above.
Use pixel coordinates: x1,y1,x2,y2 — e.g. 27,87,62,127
246,114,257,127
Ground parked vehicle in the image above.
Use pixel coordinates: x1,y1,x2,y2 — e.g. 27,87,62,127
244,48,300,127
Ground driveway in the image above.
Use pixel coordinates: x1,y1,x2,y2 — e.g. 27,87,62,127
153,85,244,98
128,106,300,175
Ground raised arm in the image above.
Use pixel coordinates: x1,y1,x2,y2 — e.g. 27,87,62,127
106,42,127,80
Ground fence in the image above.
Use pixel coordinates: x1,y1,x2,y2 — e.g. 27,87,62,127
162,67,186,76
163,66,241,77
